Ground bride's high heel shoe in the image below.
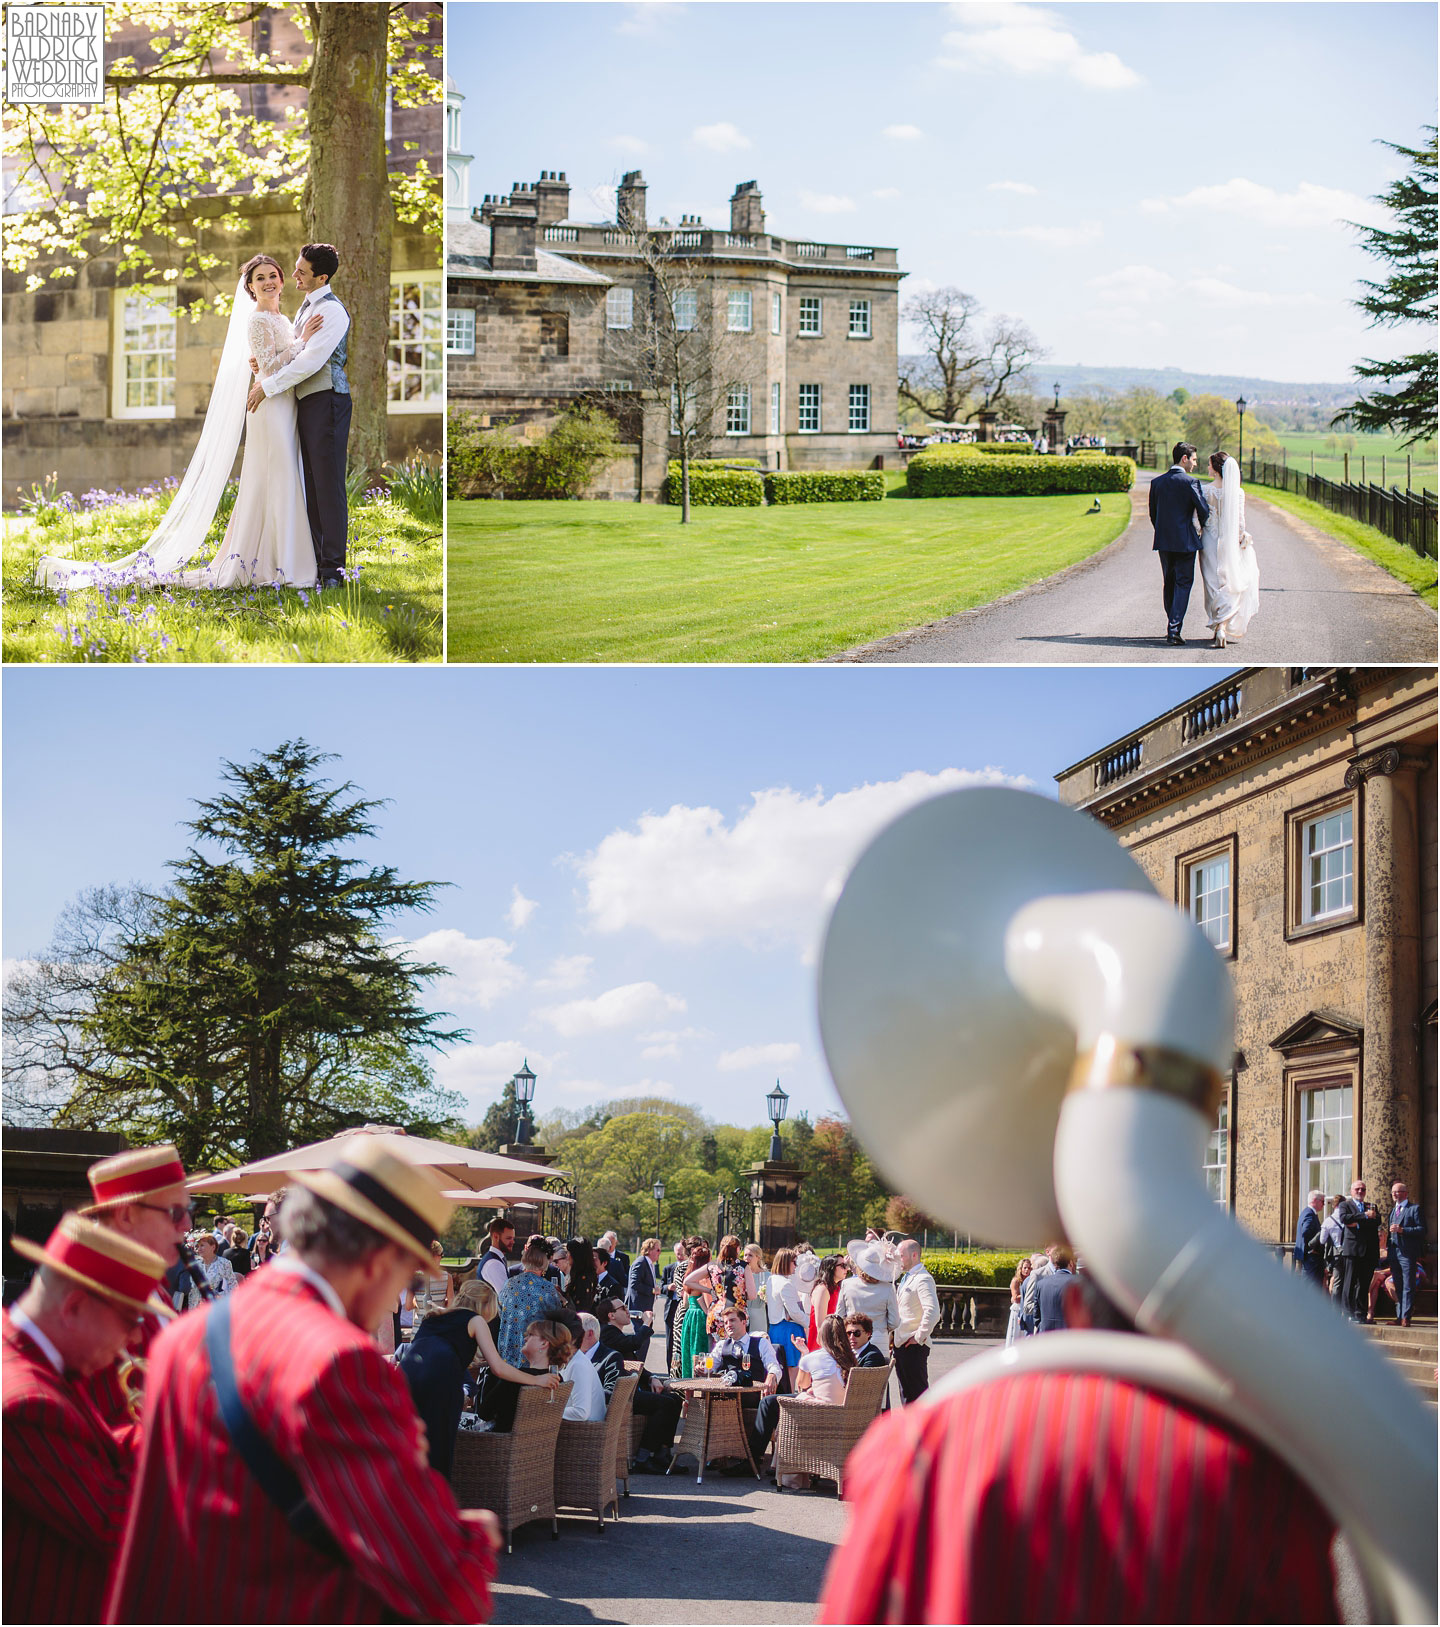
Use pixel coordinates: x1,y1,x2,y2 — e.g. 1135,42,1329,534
1213,623,1228,649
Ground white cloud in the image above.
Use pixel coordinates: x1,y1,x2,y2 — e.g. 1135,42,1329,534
610,1079,677,1100
988,179,1038,195
940,3,1141,90
978,221,1102,247
616,2,683,35
1087,264,1177,302
407,929,523,1008
693,121,750,153
434,1040,546,1099
1086,263,1322,311
717,1042,803,1073
577,766,1034,952
799,190,857,215
535,953,593,992
871,187,902,200
506,886,538,930
610,134,649,156
537,981,687,1037
639,1025,709,1060
883,123,923,140
1139,178,1367,229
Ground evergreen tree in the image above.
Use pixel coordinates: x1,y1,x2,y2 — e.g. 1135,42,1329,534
1335,128,1438,445
468,1079,523,1154
21,741,464,1167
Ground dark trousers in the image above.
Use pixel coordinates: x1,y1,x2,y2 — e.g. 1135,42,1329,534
1394,1254,1417,1320
1340,1254,1369,1319
1159,549,1196,633
633,1389,682,1457
296,388,352,579
893,1341,930,1404
749,1393,782,1465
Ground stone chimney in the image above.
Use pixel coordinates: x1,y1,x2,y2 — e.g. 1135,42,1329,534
730,180,765,236
535,170,570,226
488,188,538,272
617,170,648,234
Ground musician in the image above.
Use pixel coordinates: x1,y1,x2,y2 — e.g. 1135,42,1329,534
105,1136,499,1624
3,1217,169,1624
78,1144,194,1435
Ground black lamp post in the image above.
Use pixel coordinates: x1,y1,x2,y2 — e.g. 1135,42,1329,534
511,1059,536,1145
653,1178,665,1236
1235,395,1247,471
766,1081,789,1162
1053,381,1061,411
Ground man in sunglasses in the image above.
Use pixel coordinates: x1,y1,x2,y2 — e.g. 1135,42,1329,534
77,1145,194,1435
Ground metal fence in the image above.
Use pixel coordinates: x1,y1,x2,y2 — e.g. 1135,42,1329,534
1244,456,1437,560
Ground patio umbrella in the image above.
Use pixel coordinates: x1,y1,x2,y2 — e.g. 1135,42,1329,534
441,1182,575,1208
187,1125,564,1197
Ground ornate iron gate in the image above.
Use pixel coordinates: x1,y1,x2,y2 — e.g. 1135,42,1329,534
715,1182,756,1249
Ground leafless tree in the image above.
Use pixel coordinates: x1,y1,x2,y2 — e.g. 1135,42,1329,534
899,286,1045,425
602,230,752,523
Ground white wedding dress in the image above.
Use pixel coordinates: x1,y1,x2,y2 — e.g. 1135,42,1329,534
1198,456,1260,640
36,282,317,592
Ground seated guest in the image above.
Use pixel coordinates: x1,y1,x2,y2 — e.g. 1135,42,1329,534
748,1314,855,1479
497,1237,582,1366
186,1231,238,1306
589,1300,682,1473
595,1296,648,1363
845,1313,887,1368
711,1302,783,1390
526,1318,606,1422
401,1279,556,1474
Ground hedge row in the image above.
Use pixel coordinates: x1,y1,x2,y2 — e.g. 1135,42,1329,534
963,441,1039,455
662,468,764,506
921,1249,1028,1287
679,457,764,471
907,452,1135,497
765,470,886,503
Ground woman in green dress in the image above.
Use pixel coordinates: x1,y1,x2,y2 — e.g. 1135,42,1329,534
678,1240,714,1378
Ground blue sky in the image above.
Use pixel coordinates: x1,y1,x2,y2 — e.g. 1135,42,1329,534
448,1,1437,381
3,665,1227,1129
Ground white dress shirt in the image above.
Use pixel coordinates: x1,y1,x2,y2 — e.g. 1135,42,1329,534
711,1332,782,1383
895,1263,941,1347
9,1307,65,1374
478,1247,511,1301
561,1348,608,1422
260,288,351,400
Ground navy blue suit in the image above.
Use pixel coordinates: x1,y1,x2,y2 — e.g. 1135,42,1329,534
1035,1267,1074,1333
1294,1205,1325,1282
625,1255,656,1317
1388,1200,1424,1321
1148,466,1211,635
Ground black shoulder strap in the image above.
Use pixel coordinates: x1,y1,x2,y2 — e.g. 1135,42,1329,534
204,1296,342,1559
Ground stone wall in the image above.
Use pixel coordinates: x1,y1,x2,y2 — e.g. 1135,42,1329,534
447,276,608,408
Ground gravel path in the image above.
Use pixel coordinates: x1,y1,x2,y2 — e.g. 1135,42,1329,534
832,471,1435,664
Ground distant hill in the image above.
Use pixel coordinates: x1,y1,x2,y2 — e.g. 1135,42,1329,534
1026,364,1353,409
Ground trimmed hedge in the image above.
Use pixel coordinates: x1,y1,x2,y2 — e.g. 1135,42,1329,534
681,457,763,471
663,467,764,506
765,470,886,504
965,441,1040,455
907,451,1135,497
921,1249,1028,1287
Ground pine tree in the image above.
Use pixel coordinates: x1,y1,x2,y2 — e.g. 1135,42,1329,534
1335,128,1438,446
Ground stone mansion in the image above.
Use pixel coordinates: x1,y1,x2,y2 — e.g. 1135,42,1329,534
446,110,905,492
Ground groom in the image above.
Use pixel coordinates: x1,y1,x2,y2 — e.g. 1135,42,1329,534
1148,441,1210,645
246,243,352,587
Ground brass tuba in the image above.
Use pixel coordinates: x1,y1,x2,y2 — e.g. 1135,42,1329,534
818,786,1437,1623
115,1352,146,1421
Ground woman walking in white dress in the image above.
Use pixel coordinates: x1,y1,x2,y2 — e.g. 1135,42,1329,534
36,255,318,592
1198,451,1260,647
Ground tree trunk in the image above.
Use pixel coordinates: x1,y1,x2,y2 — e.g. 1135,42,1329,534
681,437,691,524
303,4,394,483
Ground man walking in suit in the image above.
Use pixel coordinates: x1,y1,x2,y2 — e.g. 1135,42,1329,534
1148,442,1211,645
1294,1189,1327,1285
1387,1182,1424,1326
1035,1245,1076,1333
625,1237,661,1339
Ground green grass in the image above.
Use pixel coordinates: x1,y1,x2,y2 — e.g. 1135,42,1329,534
4,489,442,663
446,479,1131,662
1269,430,1437,490
1247,485,1438,609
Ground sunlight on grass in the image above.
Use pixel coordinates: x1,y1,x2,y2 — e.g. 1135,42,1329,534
1248,486,1438,610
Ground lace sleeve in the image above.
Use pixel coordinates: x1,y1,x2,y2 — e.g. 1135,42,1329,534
249,314,300,378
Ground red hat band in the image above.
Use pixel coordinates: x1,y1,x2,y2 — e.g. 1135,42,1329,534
50,1229,164,1305
89,1155,186,1206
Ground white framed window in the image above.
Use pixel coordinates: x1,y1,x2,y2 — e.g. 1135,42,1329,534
727,289,752,331
726,383,750,435
848,298,871,338
848,383,870,432
1300,1081,1352,1201
798,296,822,336
798,383,820,433
1302,808,1353,924
771,291,782,335
607,286,634,329
1203,1097,1228,1206
446,306,475,355
1187,851,1232,950
111,286,176,419
388,272,444,412
770,380,780,435
673,289,697,332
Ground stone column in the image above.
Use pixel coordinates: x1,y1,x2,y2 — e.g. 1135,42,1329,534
975,408,997,443
1043,407,1066,452
746,1161,804,1255
1345,746,1423,1195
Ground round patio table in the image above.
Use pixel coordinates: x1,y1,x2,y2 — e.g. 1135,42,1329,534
667,1377,760,1483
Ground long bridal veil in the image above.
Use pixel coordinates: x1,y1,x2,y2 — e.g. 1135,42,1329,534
36,277,253,590
1218,454,1260,638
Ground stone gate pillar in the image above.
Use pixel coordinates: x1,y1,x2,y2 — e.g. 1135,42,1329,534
747,1160,805,1255
1043,406,1066,451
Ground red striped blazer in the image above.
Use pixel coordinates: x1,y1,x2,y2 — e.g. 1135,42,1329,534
105,1265,495,1624
2,1313,134,1624
818,1369,1341,1624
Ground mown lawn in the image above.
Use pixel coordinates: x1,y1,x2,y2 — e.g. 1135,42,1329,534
1270,430,1437,490
4,488,442,663
446,482,1132,662
1248,485,1438,609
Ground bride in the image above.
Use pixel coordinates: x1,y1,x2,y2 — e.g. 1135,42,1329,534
1198,451,1260,648
36,255,320,592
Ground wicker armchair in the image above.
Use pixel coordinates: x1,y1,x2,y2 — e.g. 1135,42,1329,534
450,1381,572,1552
555,1373,639,1530
772,1364,890,1495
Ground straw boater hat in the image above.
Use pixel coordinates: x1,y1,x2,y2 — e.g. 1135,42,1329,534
81,1143,188,1215
845,1239,897,1283
12,1215,171,1317
289,1134,454,1268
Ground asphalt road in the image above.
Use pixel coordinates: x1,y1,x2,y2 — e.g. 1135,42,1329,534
833,471,1436,665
